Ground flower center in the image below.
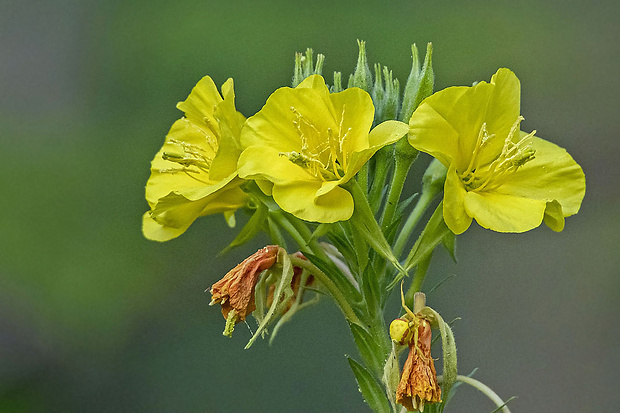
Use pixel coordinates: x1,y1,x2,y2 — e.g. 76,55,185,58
279,106,352,181
459,116,536,191
159,119,217,184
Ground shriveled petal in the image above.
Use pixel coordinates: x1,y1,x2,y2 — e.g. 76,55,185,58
343,120,409,181
408,86,468,167
237,145,312,183
495,135,586,216
272,181,354,223
443,165,472,234
464,191,547,233
329,87,374,155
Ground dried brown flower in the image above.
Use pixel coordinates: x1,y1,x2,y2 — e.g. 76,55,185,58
210,245,279,323
396,318,441,412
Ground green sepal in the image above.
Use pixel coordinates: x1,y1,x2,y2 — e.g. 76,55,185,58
269,271,320,344
403,201,450,273
418,306,458,410
245,249,295,349
220,204,268,255
348,181,406,278
347,356,392,413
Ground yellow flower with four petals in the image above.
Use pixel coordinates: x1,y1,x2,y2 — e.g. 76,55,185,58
143,76,248,241
238,75,409,223
409,68,585,234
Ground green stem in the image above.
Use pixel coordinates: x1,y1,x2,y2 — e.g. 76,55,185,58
290,256,364,328
393,190,434,258
381,154,415,236
438,375,513,413
358,163,368,194
368,148,391,213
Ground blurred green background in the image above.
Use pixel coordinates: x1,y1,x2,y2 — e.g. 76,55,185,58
2,0,619,411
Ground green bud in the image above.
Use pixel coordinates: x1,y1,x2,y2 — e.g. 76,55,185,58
292,48,325,87
349,39,373,92
331,71,343,93
399,43,434,122
382,66,400,121
372,63,385,121
422,158,447,196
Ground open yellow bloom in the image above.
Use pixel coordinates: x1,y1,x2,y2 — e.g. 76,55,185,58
409,68,585,234
143,76,248,241
238,75,409,223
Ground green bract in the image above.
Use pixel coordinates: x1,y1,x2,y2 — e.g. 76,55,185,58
238,75,409,223
409,68,586,234
143,76,248,241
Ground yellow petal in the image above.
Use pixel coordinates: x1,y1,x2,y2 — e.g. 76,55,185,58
329,87,374,155
464,191,547,233
240,86,338,152
408,86,468,168
495,135,586,217
344,120,409,181
176,75,222,131
272,181,354,223
210,79,244,181
237,145,312,183
443,165,472,234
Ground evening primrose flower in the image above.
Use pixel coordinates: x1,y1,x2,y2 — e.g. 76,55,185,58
143,76,248,241
409,68,585,234
238,75,409,223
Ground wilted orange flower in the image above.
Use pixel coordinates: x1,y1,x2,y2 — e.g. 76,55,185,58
396,318,441,412
210,245,279,323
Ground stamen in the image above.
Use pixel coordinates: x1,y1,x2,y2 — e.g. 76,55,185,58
459,116,536,191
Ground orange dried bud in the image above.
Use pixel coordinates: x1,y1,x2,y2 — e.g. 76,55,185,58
396,318,441,412
210,245,279,323
266,252,314,313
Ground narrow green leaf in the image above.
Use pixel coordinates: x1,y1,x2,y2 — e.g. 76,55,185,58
267,216,287,249
349,181,406,277
349,322,383,374
347,357,392,413
220,204,268,255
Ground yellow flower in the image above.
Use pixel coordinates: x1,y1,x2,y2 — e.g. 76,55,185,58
238,75,409,223
409,68,585,234
143,76,248,241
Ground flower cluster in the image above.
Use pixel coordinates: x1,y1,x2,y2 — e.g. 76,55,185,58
142,42,586,413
